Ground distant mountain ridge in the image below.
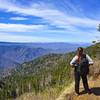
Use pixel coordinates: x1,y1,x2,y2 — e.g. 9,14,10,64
0,45,50,68
0,42,91,71
0,42,91,50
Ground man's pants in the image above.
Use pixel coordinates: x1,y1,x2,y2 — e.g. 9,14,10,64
74,71,90,94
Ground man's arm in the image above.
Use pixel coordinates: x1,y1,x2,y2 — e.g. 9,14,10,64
70,56,78,66
86,54,94,65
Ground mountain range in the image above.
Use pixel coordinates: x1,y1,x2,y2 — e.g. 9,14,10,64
0,42,91,75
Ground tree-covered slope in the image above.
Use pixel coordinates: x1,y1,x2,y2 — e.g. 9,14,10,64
0,43,100,100
0,52,74,100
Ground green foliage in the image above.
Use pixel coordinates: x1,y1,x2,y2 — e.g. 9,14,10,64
0,43,99,99
86,43,100,59
0,53,73,99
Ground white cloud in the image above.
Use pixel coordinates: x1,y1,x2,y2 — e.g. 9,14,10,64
0,0,100,42
0,23,46,32
0,0,99,30
0,32,68,42
10,17,28,20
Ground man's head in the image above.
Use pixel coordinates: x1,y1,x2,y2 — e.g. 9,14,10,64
77,47,83,56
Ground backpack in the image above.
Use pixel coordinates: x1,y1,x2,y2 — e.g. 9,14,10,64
77,54,89,75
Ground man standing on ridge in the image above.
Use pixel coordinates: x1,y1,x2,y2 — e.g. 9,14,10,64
70,47,94,95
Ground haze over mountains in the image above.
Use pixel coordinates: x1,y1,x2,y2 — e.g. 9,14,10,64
0,42,91,71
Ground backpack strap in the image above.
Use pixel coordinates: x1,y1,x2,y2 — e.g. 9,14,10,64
77,55,81,64
82,53,86,58
77,54,86,64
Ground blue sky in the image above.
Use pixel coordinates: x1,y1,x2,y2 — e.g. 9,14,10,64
0,0,100,43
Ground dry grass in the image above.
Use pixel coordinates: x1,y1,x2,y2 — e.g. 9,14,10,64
16,87,63,100
16,60,100,100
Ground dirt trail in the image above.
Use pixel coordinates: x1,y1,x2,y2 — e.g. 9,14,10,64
16,76,100,100
56,75,100,100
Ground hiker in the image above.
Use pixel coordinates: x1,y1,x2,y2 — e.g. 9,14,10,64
70,47,93,95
